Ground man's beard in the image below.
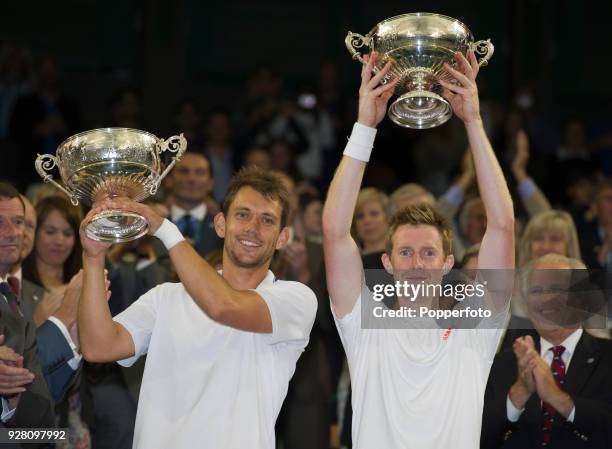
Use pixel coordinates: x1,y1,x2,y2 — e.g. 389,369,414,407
225,244,273,269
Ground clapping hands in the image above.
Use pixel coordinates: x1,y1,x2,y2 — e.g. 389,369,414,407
0,335,34,396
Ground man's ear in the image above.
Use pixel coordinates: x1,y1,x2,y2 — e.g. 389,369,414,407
276,226,290,250
381,252,393,275
443,254,455,274
213,212,226,238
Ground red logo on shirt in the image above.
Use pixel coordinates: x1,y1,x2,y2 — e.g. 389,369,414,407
442,328,452,341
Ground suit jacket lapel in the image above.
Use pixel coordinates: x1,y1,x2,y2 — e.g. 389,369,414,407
199,213,215,238
0,294,25,352
196,213,219,255
564,332,600,395
21,279,44,303
20,280,46,324
0,292,13,316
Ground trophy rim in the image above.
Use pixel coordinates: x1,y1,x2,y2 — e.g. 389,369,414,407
85,210,150,243
369,12,473,38
57,127,160,156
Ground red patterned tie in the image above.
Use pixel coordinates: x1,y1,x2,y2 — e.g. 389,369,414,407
541,345,566,446
0,280,23,317
7,276,20,297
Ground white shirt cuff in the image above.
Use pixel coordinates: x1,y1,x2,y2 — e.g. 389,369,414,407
506,394,524,422
47,316,82,370
567,405,576,422
1,397,16,422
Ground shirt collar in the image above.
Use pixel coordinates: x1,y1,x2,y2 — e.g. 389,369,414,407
11,268,22,283
217,269,276,289
540,328,583,359
171,203,207,222
260,270,275,287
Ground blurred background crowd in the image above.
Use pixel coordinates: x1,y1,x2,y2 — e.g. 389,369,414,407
1,1,612,448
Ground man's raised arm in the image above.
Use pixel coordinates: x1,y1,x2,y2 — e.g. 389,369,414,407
78,207,136,363
323,53,397,319
440,50,515,270
86,197,290,335
439,50,515,309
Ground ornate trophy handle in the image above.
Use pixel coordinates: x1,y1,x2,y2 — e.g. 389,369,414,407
151,133,188,194
345,31,372,65
345,31,392,84
471,39,495,67
34,154,79,206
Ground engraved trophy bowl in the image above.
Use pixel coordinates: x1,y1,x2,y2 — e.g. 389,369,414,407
346,12,494,129
35,128,187,243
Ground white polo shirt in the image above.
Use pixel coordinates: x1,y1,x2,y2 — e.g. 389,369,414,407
334,286,509,449
113,270,317,449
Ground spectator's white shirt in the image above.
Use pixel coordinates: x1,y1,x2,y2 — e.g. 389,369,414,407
170,203,207,223
333,286,508,449
113,271,317,449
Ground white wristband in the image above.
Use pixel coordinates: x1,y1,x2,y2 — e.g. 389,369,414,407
343,122,377,162
154,219,185,250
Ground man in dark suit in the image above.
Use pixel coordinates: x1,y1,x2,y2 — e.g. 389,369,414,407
168,152,223,257
7,193,82,402
481,254,612,449
0,183,54,440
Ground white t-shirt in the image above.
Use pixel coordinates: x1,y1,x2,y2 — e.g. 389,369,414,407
113,270,317,449
334,286,509,449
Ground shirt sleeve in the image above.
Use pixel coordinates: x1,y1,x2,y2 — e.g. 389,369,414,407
331,278,369,359
258,280,317,345
567,405,576,422
47,316,82,370
506,394,524,422
1,398,15,423
113,283,164,367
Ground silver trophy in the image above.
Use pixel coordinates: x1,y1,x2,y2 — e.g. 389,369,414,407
35,128,187,242
346,12,494,129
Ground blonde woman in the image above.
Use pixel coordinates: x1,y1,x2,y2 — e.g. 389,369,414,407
518,210,581,268
351,187,389,268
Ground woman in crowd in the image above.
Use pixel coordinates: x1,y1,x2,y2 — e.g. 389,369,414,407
297,192,323,243
351,187,390,269
22,194,90,449
23,195,83,325
518,209,581,268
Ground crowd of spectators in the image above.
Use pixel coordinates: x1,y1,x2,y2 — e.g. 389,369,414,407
1,42,611,449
